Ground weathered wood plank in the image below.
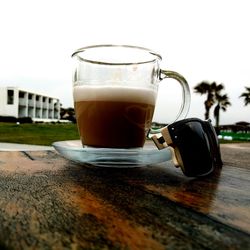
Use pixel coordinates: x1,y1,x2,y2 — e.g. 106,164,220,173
0,144,249,249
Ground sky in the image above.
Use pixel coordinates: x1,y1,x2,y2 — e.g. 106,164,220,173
0,0,250,125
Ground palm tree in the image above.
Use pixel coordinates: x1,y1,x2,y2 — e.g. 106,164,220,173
214,93,231,128
194,81,224,120
194,81,214,120
239,87,250,106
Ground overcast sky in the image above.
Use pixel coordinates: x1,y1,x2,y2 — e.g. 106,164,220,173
0,0,249,125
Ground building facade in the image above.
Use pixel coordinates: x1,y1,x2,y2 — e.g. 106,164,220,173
0,87,60,121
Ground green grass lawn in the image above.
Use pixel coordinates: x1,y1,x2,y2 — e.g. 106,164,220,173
1,122,249,146
220,131,250,142
0,122,80,146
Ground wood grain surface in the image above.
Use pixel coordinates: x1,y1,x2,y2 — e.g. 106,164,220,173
0,143,249,250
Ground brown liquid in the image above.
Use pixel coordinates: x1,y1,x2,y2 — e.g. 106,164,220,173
75,100,155,148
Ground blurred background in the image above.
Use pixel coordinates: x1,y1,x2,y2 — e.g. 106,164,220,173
0,0,249,126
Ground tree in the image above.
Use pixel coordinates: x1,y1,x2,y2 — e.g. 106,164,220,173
60,107,76,123
194,81,231,130
194,81,224,120
239,86,250,106
214,93,231,128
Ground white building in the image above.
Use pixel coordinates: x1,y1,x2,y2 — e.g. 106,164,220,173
0,86,60,122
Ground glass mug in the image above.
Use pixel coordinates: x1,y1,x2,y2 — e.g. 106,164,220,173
72,45,190,148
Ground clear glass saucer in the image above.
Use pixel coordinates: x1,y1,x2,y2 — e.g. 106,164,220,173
52,140,172,168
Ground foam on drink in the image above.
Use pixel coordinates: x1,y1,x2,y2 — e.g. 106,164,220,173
73,85,157,104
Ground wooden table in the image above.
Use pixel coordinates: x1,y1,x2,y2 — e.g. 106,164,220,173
0,143,249,249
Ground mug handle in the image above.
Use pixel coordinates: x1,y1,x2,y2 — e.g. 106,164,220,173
160,69,191,121
149,70,191,137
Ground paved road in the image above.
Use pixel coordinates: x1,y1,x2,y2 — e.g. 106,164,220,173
220,143,250,170
0,142,54,151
